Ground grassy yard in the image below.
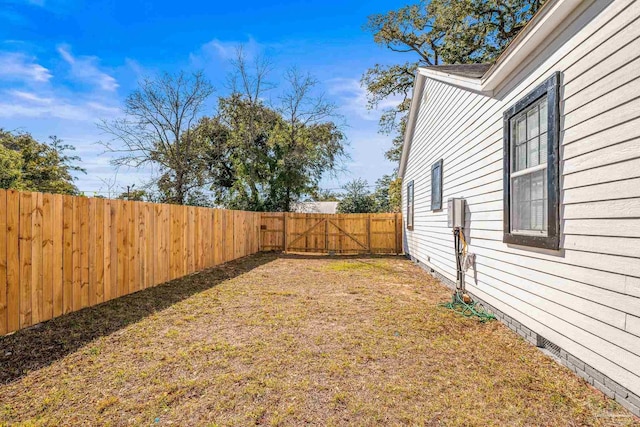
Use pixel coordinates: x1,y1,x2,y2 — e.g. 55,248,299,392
0,253,637,426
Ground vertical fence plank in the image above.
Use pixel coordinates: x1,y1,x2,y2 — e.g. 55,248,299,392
88,198,97,307
163,204,170,283
52,194,63,317
234,211,241,259
42,193,54,322
213,210,221,265
155,204,163,285
103,199,112,302
31,192,43,325
187,207,194,274
6,191,19,332
19,192,33,328
170,205,177,280
125,201,132,294
144,203,153,289
72,197,81,311
209,209,215,267
129,202,137,294
109,200,118,300
194,207,200,272
62,195,73,314
196,208,203,271
80,197,90,309
95,198,105,304
117,200,127,298
181,206,188,276
226,210,234,262
138,202,146,290
202,209,209,268
0,190,6,335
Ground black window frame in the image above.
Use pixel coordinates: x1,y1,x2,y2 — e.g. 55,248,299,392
431,159,443,211
503,72,561,250
406,180,414,230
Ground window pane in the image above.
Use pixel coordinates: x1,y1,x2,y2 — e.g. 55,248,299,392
527,106,539,140
407,182,414,228
511,174,530,232
531,170,544,200
539,132,548,165
431,164,441,209
515,142,527,171
540,100,548,133
511,169,547,234
528,137,540,168
516,115,526,144
531,200,544,230
531,171,545,231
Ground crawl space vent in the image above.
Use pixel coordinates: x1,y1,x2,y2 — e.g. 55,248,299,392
538,336,561,358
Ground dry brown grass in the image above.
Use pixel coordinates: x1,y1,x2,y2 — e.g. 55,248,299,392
0,253,637,426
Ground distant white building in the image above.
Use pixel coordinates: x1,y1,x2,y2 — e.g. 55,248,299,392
291,201,339,214
399,0,640,415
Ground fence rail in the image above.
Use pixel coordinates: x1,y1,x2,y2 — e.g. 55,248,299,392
0,189,261,336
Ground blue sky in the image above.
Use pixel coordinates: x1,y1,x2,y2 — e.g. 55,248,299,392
0,0,411,197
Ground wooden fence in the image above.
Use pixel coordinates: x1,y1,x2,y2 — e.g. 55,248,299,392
260,213,402,254
0,190,404,336
0,189,261,336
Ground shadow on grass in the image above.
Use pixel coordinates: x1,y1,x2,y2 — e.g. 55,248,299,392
0,252,278,385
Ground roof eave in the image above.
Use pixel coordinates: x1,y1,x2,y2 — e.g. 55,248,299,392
482,0,580,92
398,0,584,179
417,68,488,94
418,0,582,94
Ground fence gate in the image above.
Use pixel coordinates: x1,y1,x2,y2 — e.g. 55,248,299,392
260,213,402,254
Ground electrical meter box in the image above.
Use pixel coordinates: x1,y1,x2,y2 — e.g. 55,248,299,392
447,198,465,229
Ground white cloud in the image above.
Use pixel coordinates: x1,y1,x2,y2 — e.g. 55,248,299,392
204,36,261,60
0,52,52,82
57,44,119,91
189,36,264,68
123,58,147,79
8,90,53,103
0,89,120,121
326,77,402,122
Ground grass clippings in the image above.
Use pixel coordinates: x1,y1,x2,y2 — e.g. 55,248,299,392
0,253,637,426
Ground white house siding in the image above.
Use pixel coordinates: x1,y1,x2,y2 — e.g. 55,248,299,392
401,0,640,397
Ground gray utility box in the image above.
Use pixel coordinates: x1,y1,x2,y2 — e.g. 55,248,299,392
447,198,466,229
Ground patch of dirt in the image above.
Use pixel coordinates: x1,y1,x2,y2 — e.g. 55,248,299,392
0,253,637,426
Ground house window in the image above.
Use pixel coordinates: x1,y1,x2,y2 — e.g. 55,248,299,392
503,72,560,250
406,180,414,230
431,159,443,210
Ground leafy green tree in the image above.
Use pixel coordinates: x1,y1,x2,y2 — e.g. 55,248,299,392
363,0,546,163
387,176,402,213
0,129,84,194
373,174,402,213
273,68,346,211
0,144,24,190
336,179,378,213
197,51,346,212
117,187,147,201
308,188,340,202
99,71,214,205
